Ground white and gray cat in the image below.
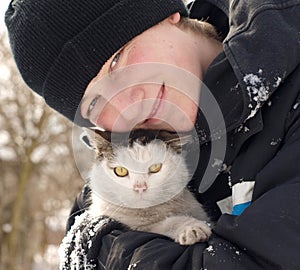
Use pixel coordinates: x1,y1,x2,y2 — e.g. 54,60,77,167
84,129,212,245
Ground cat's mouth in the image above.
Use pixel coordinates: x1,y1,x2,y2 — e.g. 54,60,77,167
143,83,165,124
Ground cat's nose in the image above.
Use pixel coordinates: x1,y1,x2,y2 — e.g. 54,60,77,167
133,182,148,194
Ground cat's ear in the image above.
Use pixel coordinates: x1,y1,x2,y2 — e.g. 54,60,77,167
81,127,111,150
160,131,194,152
166,135,194,147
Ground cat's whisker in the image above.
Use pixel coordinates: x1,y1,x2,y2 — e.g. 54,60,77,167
108,204,125,216
98,259,108,270
67,206,91,221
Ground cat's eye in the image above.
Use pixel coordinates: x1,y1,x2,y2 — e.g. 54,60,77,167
148,163,162,174
114,166,129,177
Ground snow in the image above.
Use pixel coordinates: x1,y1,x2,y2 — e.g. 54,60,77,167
128,263,138,270
244,74,262,88
206,245,214,252
273,77,282,88
244,73,270,103
59,212,114,270
243,126,250,132
243,70,284,121
293,102,299,110
59,213,94,269
211,158,223,168
237,124,250,133
206,245,216,256
244,72,269,120
228,175,232,188
270,138,282,146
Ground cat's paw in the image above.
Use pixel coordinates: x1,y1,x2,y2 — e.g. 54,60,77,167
175,222,211,245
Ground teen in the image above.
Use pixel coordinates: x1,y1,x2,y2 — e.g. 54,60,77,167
5,0,300,269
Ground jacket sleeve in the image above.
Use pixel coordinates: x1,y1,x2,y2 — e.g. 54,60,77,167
65,185,91,232
62,202,209,270
93,230,208,270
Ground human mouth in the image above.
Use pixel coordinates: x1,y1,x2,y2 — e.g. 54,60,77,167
148,83,164,119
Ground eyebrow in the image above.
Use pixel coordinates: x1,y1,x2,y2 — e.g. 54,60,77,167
81,95,88,104
109,40,131,64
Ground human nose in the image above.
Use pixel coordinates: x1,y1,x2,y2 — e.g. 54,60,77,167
111,86,145,106
109,86,146,120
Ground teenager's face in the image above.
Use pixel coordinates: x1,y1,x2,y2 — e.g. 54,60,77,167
80,14,207,132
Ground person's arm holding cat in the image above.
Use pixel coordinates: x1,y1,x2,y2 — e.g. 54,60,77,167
5,0,300,269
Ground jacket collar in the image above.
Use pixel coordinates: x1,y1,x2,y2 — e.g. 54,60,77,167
191,0,300,127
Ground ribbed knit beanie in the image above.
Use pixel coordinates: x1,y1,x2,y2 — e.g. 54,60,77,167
5,0,188,125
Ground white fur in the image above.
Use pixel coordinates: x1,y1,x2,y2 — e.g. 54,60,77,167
88,139,212,245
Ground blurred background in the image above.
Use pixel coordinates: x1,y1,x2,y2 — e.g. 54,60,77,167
1,1,84,269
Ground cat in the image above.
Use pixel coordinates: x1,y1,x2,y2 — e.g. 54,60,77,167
84,128,212,245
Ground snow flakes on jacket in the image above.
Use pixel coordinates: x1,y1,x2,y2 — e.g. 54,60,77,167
59,213,110,270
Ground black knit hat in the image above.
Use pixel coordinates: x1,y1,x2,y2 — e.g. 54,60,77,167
5,0,188,125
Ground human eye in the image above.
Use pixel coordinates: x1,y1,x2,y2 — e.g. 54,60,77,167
87,95,100,116
109,50,122,72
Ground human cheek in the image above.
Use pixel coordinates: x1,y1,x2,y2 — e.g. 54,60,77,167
111,87,144,108
176,99,198,130
112,87,158,119
93,103,120,131
164,92,198,131
93,93,147,132
181,97,198,122
125,45,154,65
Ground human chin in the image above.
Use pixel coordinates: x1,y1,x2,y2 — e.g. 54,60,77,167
171,110,197,131
138,120,176,131
146,109,196,132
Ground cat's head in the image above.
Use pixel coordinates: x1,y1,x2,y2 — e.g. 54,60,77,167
84,128,194,208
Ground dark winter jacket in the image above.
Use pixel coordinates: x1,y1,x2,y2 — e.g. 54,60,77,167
60,0,300,269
